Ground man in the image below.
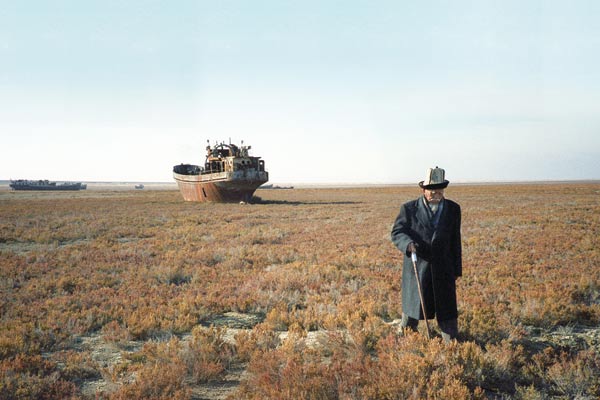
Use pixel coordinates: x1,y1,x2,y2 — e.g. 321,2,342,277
391,167,462,341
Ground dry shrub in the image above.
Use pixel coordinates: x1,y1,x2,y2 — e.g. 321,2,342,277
514,384,545,400
235,322,281,362
0,354,79,400
237,332,337,400
109,337,190,400
0,325,29,359
126,308,163,340
181,326,236,383
353,334,485,399
0,323,57,359
263,303,293,331
239,331,494,399
344,313,392,353
460,303,509,344
156,265,192,286
482,340,528,392
517,344,600,398
101,320,132,345
101,358,133,385
137,337,182,364
545,348,600,398
52,349,101,383
109,360,190,400
521,346,557,389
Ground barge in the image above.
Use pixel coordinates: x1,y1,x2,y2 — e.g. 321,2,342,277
9,179,86,191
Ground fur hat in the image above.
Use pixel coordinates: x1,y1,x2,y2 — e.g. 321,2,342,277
419,166,449,189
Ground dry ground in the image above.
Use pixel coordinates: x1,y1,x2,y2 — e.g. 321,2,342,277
1,183,599,399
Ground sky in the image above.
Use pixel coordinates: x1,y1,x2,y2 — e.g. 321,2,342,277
1,0,599,184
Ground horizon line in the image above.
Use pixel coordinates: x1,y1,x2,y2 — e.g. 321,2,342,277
2,179,600,186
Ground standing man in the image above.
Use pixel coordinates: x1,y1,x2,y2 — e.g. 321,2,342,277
391,167,462,341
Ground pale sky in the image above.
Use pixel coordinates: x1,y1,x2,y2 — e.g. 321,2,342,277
1,1,599,184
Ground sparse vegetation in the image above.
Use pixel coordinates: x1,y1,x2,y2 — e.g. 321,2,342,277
1,184,599,399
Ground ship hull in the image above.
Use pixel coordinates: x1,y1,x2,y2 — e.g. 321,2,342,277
173,171,268,202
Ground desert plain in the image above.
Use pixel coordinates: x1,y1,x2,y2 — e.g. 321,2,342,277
1,183,599,399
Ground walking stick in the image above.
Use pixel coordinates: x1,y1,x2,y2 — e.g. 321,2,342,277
411,252,431,339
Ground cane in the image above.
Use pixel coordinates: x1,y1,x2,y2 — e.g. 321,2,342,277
411,252,431,339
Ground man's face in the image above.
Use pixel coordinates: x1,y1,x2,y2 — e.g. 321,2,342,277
423,188,444,204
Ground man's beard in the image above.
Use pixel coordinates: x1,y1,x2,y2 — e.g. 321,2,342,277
428,197,442,213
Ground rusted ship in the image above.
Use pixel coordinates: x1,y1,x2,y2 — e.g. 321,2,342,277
9,179,86,191
173,141,268,202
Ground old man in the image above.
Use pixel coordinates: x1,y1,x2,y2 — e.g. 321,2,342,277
391,167,462,341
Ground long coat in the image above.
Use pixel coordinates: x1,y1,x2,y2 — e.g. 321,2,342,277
391,196,462,321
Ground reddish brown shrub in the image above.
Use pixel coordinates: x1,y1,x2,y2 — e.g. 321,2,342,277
0,354,79,400
181,326,236,383
108,360,190,400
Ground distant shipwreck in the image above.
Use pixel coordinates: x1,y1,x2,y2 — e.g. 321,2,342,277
9,179,86,191
173,141,268,203
8,179,87,190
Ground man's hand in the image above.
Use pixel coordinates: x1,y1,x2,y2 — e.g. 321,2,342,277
407,242,417,255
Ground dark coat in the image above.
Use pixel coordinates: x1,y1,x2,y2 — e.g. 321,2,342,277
391,196,462,321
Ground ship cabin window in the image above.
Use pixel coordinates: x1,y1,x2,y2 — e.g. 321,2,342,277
216,148,231,158
209,161,225,172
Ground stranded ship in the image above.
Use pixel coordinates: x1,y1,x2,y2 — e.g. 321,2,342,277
173,141,268,202
9,179,86,191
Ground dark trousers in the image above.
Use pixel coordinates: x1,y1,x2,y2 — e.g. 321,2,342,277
400,313,458,342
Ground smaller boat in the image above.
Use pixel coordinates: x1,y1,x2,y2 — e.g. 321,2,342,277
9,179,85,191
135,184,145,190
173,140,268,203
